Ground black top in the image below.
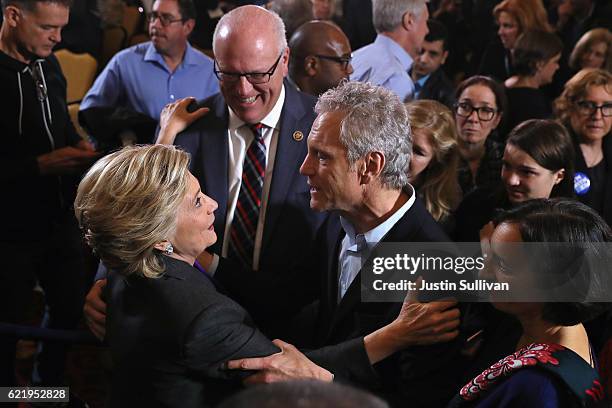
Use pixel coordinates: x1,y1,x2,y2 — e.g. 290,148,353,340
571,126,612,225
478,39,513,82
578,156,606,217
502,87,552,139
453,187,510,242
0,50,82,242
106,256,279,408
418,68,457,110
458,138,505,196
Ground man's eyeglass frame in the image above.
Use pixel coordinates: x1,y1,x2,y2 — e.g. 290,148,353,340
147,12,185,27
312,54,352,71
213,50,285,84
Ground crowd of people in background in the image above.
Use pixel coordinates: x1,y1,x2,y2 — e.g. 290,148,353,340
0,0,611,406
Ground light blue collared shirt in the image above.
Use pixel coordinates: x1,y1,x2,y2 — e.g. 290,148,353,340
337,186,416,301
81,41,219,120
350,35,415,102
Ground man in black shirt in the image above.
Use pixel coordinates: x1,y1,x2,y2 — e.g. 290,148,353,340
0,0,99,390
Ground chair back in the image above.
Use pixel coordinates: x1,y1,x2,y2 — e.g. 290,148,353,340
54,49,98,104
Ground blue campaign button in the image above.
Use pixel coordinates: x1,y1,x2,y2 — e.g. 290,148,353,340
574,172,591,195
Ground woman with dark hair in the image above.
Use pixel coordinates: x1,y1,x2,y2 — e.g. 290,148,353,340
503,30,563,136
554,68,612,225
454,119,574,242
454,75,507,195
449,198,611,407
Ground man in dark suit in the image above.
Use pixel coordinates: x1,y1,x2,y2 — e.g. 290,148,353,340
141,5,325,337
83,5,323,338
288,20,354,97
227,81,463,407
411,19,456,109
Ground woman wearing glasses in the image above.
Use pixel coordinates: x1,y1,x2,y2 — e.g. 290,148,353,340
554,68,612,225
454,75,507,195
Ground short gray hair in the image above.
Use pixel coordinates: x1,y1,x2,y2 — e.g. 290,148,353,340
372,0,427,33
213,5,288,56
315,81,412,190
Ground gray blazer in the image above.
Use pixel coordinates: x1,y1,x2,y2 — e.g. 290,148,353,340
106,256,279,408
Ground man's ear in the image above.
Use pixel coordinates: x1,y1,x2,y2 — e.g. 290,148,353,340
183,18,195,36
280,46,290,77
304,55,318,76
401,11,415,32
359,151,385,185
441,50,449,65
3,5,22,27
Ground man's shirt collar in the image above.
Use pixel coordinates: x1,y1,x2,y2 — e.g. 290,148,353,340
339,184,416,252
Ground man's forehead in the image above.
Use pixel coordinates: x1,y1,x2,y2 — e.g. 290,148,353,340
215,36,279,67
26,2,69,22
317,28,350,52
310,111,345,141
423,39,445,52
153,0,180,13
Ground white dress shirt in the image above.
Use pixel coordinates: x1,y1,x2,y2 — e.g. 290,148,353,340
337,186,416,301
220,85,286,271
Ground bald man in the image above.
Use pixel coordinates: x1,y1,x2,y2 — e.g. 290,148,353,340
162,5,326,335
288,20,353,96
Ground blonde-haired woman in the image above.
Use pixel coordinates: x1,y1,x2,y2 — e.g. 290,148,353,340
569,28,612,72
405,100,461,231
75,144,280,407
479,0,553,81
554,68,612,225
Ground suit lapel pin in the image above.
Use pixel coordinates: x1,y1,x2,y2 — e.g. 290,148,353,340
292,131,304,142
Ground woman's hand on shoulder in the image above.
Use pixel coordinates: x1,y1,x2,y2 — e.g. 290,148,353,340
156,97,210,145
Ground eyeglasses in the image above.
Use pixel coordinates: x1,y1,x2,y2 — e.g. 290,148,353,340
313,54,352,71
214,51,284,84
574,100,612,117
454,102,498,121
147,12,184,27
